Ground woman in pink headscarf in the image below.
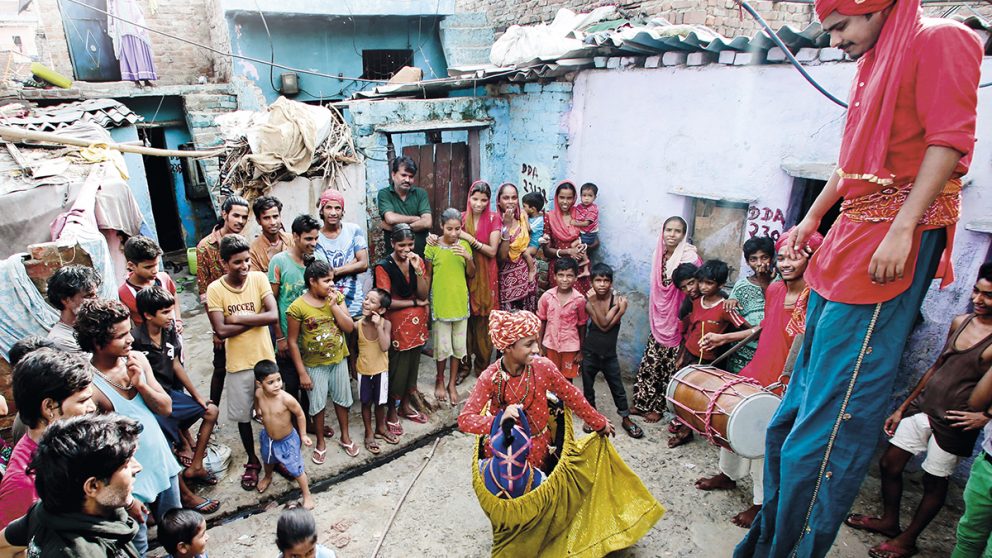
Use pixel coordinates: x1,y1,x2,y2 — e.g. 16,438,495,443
630,216,700,423
460,181,502,381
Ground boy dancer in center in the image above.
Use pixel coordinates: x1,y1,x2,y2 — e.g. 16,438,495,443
206,234,278,492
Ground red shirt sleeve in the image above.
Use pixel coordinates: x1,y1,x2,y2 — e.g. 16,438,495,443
374,266,391,291
458,370,496,435
536,292,549,320
575,295,588,324
914,23,982,158
545,362,607,430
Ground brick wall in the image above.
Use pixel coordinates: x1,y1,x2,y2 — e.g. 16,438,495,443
455,0,817,39
35,0,218,85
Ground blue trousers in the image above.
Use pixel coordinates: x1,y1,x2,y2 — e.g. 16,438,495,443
735,229,945,558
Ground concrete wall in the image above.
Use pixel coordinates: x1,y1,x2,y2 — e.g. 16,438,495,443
108,124,157,239
226,13,449,104
566,61,992,429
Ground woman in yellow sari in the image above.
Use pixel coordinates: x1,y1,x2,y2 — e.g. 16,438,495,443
495,183,538,312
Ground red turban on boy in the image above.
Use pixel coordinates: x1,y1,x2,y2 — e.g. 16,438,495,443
489,310,540,351
776,227,824,255
814,0,894,22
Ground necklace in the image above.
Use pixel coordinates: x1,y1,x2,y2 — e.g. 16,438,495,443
496,358,532,406
95,359,134,392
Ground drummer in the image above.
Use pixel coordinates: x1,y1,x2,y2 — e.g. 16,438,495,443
458,310,615,470
695,228,823,528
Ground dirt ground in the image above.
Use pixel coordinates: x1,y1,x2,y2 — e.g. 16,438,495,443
161,279,964,558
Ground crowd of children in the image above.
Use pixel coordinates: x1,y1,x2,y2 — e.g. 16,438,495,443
2,155,992,556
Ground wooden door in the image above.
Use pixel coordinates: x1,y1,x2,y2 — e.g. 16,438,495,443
402,142,470,235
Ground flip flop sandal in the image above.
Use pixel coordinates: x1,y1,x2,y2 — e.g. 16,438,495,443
183,469,220,486
401,410,428,424
365,438,382,455
868,542,918,558
339,440,360,457
667,420,681,434
375,432,400,445
844,514,901,538
240,463,261,491
191,497,221,514
387,420,403,436
623,420,645,439
312,448,327,465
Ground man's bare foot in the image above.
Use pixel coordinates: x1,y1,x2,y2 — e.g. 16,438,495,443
176,447,194,467
844,514,901,538
695,473,737,491
435,378,448,402
448,384,460,406
732,505,761,528
668,427,693,448
644,411,662,423
302,495,315,510
257,475,273,494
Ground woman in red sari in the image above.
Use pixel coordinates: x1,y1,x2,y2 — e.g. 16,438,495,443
495,183,538,313
460,181,502,381
543,181,590,294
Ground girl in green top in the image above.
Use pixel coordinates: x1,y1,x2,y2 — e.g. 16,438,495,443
425,208,475,406
286,261,357,462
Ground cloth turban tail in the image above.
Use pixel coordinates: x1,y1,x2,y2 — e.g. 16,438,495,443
318,188,345,210
489,310,541,351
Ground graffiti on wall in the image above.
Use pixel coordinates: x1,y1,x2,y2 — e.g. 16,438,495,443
747,205,786,241
520,163,550,204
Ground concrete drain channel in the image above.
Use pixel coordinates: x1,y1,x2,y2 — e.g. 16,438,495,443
212,423,459,528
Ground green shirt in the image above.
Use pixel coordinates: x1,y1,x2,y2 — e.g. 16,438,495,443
425,240,472,322
286,292,349,367
267,251,326,335
377,185,431,256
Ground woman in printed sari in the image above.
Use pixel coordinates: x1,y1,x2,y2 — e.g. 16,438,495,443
542,181,591,294
459,181,502,382
631,216,701,423
495,183,538,313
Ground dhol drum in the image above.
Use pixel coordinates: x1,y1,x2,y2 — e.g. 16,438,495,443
666,365,780,459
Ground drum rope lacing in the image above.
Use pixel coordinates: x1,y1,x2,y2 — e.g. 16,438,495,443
701,376,762,442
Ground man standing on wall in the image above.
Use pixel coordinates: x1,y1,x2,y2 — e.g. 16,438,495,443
736,0,982,556
377,156,433,257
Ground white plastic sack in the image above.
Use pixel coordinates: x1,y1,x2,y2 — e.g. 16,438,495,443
490,6,617,66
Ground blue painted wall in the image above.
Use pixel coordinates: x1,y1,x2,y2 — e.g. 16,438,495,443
227,13,449,103
109,125,158,241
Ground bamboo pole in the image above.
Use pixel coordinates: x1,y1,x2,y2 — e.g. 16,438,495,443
0,126,225,158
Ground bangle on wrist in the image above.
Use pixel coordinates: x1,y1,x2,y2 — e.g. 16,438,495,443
276,336,286,342
555,249,562,258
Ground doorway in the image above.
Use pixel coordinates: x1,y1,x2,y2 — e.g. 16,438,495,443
139,128,185,251
401,142,470,235
786,178,842,237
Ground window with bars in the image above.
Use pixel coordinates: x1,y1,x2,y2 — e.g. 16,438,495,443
362,49,414,81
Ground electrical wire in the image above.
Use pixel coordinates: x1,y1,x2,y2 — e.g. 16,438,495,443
737,0,992,109
253,0,280,93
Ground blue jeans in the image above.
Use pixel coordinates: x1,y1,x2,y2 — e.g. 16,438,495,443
735,229,945,558
132,474,181,557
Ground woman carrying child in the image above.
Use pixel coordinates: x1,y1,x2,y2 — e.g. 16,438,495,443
286,261,356,461
543,181,591,294
425,208,476,406
374,224,430,434
496,183,538,313
631,216,701,423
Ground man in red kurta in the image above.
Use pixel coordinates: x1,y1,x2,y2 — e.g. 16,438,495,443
737,0,983,556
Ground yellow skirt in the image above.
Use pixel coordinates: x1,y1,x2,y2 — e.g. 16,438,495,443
472,411,665,558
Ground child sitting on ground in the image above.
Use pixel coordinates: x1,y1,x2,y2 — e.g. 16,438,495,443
133,287,219,485
276,506,337,558
286,261,356,461
425,208,476,406
583,263,642,438
254,360,314,509
357,288,397,454
537,257,587,381
572,182,600,249
160,508,209,558
119,235,183,332
670,259,752,448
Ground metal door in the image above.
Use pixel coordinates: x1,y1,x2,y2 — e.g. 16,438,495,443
58,0,121,82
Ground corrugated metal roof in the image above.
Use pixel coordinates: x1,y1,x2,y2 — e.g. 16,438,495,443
0,98,142,132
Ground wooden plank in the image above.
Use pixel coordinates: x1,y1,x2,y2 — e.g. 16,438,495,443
467,130,481,181
417,145,436,232
450,142,469,212
434,143,453,234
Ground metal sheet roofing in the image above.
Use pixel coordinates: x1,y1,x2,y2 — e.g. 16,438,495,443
0,98,142,133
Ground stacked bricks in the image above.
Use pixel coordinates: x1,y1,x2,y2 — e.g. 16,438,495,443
33,0,219,86
184,92,239,209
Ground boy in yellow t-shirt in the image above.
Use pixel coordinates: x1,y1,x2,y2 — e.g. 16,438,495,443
206,234,278,491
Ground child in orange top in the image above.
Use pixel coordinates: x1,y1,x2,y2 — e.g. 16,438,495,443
537,257,587,380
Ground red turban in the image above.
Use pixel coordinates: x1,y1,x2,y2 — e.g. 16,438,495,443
318,188,345,210
776,227,824,255
814,0,894,22
489,310,540,351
